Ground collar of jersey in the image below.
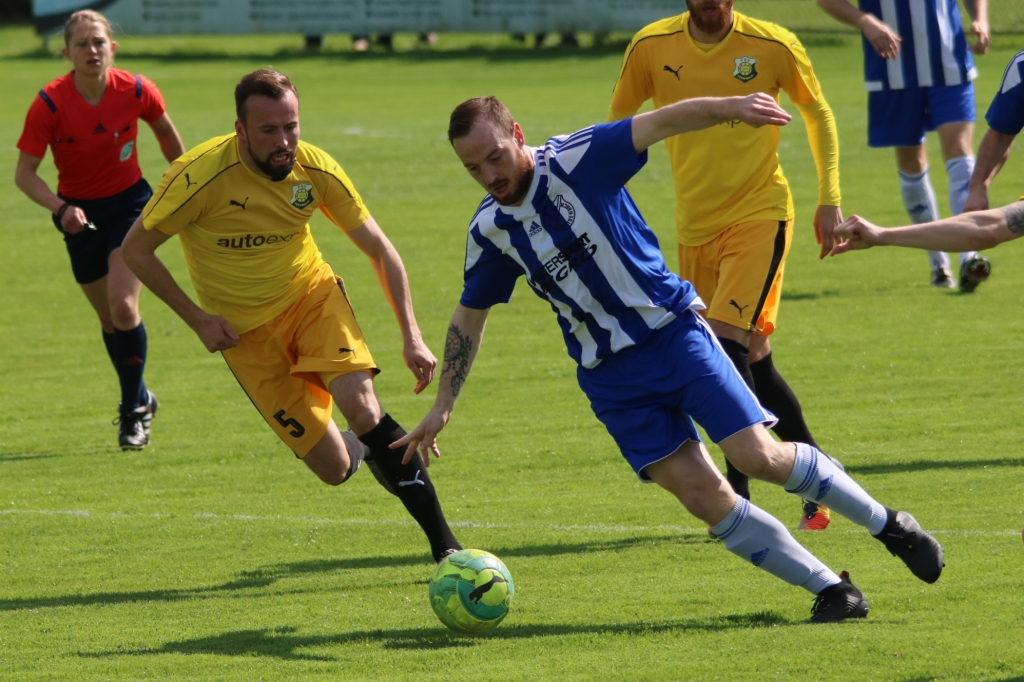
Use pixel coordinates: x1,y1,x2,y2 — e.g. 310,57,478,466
495,145,543,221
683,10,741,58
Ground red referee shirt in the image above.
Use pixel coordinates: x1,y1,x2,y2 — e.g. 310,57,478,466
17,68,166,200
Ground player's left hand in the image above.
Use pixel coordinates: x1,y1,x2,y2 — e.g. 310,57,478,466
829,215,882,255
969,19,989,55
814,205,843,260
391,407,449,466
403,336,437,394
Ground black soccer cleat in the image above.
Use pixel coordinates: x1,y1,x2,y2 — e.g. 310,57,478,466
808,571,870,623
931,264,956,288
874,511,944,584
958,256,991,293
140,391,159,436
113,405,150,451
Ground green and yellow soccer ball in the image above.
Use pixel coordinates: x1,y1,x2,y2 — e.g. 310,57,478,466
429,549,514,633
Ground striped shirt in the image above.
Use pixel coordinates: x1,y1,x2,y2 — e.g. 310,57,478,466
460,119,701,369
859,0,976,91
986,50,1024,135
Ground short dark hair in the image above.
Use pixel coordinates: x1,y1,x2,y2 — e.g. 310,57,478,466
448,96,515,144
235,70,299,124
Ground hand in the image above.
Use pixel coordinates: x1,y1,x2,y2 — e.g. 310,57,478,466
829,214,882,255
860,14,901,59
59,205,91,235
969,19,989,55
192,313,240,352
390,407,449,466
963,185,989,213
733,93,792,129
402,335,437,394
814,205,843,260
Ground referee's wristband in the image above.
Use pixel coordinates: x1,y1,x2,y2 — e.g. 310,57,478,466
55,202,71,221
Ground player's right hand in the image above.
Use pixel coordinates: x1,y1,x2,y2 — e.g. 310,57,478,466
734,93,791,129
193,314,240,352
830,215,882,255
861,15,901,60
391,407,449,467
59,205,90,235
963,185,989,213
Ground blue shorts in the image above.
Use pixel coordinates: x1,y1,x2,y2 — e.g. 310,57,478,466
52,178,152,285
577,309,776,482
868,82,975,148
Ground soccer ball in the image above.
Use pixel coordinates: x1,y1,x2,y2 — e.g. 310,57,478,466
429,548,514,633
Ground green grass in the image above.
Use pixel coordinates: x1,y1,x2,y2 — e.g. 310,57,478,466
2,25,1024,681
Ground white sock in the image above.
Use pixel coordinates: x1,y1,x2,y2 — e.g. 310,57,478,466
785,443,888,536
946,155,979,264
711,497,841,594
899,168,948,269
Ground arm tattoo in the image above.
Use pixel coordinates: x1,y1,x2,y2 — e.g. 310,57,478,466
999,201,1024,236
443,324,473,397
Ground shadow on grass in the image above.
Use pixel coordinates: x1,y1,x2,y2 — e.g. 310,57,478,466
0,451,64,462
1,534,696,612
780,289,841,302
81,611,790,660
846,457,1024,476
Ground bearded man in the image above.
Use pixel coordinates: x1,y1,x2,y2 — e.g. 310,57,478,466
609,0,843,531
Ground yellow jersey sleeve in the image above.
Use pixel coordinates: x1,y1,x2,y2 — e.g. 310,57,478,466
774,31,823,105
297,143,370,232
609,32,656,121
142,135,234,235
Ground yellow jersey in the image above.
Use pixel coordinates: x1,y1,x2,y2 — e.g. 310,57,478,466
610,12,840,246
142,135,370,334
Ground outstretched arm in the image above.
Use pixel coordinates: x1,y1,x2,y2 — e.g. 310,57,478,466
346,217,437,393
817,0,901,59
392,304,490,465
630,93,791,153
830,201,1024,254
795,100,843,258
964,128,1015,212
121,218,241,352
146,113,186,164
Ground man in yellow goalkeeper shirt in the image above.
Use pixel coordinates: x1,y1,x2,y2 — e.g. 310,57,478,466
609,0,842,530
121,69,461,562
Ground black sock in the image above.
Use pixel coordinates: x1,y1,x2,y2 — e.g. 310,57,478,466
111,322,148,413
358,414,462,561
339,430,368,483
749,352,819,448
717,338,753,501
102,329,116,365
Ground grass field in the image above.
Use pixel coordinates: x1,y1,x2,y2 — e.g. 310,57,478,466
2,23,1024,681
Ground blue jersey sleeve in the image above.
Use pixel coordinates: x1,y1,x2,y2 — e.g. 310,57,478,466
460,224,524,309
986,52,1024,135
550,119,647,191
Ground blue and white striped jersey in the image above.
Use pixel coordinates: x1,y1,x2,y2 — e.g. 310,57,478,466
986,50,1024,135
460,119,701,369
859,0,977,91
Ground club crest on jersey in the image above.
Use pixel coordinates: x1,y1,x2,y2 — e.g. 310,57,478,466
290,183,314,209
733,56,758,83
119,141,134,162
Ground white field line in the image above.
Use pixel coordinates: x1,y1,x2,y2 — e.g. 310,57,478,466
0,508,1020,537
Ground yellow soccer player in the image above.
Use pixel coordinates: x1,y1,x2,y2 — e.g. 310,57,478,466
609,0,841,531
121,69,462,562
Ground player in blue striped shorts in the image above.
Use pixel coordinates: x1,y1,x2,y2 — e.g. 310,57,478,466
394,94,945,622
818,0,992,291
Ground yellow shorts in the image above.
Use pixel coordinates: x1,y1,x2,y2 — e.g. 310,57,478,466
221,263,378,457
678,219,792,335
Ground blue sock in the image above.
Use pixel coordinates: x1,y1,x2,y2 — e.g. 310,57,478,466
711,497,841,594
112,322,148,413
785,443,888,535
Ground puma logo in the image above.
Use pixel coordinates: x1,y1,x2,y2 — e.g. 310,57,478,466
728,299,749,318
184,173,196,190
398,470,425,487
229,197,249,209
663,64,683,80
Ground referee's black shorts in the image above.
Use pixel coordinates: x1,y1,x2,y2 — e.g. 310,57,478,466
52,178,152,285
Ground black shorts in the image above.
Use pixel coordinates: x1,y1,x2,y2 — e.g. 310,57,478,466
52,178,153,285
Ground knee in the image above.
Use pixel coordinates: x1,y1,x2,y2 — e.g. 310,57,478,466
108,298,139,329
344,404,381,435
314,461,349,486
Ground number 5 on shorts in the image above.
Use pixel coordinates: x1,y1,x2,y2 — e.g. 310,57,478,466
273,409,306,438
